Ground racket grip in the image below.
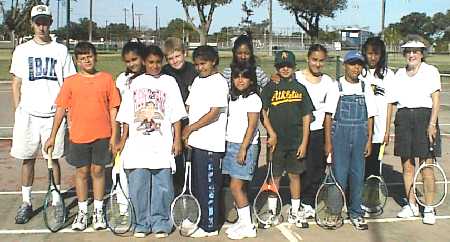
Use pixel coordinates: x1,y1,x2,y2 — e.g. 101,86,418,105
47,147,53,168
185,147,193,163
326,154,332,164
378,143,385,161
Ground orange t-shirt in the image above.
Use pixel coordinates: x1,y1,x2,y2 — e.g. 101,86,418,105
56,71,121,143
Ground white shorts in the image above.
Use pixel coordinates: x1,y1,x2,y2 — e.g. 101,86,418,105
10,107,66,160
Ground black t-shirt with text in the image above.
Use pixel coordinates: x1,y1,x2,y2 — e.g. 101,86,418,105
261,77,315,150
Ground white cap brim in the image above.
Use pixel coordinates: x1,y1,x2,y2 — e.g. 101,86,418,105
401,41,426,48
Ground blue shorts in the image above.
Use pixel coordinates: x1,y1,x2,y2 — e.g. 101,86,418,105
222,142,258,181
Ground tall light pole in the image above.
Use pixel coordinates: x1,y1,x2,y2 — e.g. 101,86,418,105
123,8,128,25
66,0,70,47
268,0,273,56
381,0,386,39
135,13,143,33
89,0,93,42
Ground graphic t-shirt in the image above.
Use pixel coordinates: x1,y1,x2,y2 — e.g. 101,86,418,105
10,39,76,116
116,74,187,170
261,78,315,150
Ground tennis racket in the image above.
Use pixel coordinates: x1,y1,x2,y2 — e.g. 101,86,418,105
252,148,283,229
315,154,346,230
43,147,67,232
170,148,201,236
362,143,388,216
413,143,448,208
105,152,134,235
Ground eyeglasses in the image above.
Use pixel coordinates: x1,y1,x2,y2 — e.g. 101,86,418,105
404,48,422,55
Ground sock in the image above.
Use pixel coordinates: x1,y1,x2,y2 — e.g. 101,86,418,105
268,197,278,212
291,199,300,212
51,185,61,205
94,200,103,211
78,201,88,214
22,186,32,205
237,206,252,225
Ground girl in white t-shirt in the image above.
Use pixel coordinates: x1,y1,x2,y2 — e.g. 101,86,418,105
222,63,261,240
295,44,334,218
360,37,395,214
114,41,146,219
385,36,441,225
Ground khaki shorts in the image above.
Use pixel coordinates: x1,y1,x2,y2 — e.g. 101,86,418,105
10,107,66,160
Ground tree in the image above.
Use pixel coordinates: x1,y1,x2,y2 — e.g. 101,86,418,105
177,0,232,45
277,0,347,40
397,12,434,40
160,18,196,42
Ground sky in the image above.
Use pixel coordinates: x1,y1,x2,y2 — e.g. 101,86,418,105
3,0,448,34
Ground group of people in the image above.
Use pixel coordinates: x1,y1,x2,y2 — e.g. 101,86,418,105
11,4,441,240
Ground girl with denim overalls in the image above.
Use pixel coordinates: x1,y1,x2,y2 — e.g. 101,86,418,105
324,51,376,230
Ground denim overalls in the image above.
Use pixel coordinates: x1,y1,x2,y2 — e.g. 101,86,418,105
332,79,368,219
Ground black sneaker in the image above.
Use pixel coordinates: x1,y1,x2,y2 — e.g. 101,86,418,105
350,216,368,230
15,203,33,224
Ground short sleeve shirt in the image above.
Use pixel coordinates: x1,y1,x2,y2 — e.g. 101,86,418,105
116,74,187,170
226,93,262,144
324,77,377,118
56,72,121,143
186,73,229,152
261,78,315,150
388,62,441,108
10,39,76,116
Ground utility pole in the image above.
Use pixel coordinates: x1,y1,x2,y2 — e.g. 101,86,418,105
155,6,159,43
56,0,61,28
66,0,70,47
131,2,135,31
135,13,143,33
89,0,93,42
123,8,128,26
381,0,386,39
268,0,273,56
105,20,108,42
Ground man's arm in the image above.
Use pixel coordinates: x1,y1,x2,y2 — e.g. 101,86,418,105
262,109,277,152
11,74,22,110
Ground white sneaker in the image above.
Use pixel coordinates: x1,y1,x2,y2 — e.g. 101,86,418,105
302,203,315,219
92,209,106,230
134,232,147,238
397,204,419,218
287,208,308,228
189,227,219,238
227,223,257,240
154,232,169,238
422,207,436,225
72,210,88,231
225,220,242,235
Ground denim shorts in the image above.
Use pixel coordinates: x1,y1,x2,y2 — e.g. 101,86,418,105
222,142,258,181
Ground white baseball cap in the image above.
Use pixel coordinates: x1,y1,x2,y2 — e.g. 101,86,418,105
31,5,52,21
401,40,426,48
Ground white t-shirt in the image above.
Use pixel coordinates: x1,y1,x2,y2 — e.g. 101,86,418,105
186,73,229,152
325,77,377,118
296,71,334,131
10,39,76,117
116,74,187,170
116,72,132,96
361,68,395,143
388,62,441,109
226,93,262,144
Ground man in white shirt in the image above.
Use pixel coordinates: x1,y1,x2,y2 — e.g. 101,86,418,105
10,5,76,224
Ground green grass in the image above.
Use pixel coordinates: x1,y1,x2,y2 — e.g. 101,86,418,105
1,49,450,81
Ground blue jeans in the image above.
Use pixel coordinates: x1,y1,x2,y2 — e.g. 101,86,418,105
332,89,368,219
128,168,174,233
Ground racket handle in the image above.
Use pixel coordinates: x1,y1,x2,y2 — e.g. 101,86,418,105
326,153,332,164
378,143,385,161
185,147,193,163
113,152,121,170
47,147,53,169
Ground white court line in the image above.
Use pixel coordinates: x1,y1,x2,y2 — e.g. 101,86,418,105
277,224,302,241
2,216,450,235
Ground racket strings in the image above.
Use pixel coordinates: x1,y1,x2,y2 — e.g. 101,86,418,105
362,177,388,213
315,184,345,229
105,191,133,234
43,191,66,231
414,164,447,207
172,195,200,236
